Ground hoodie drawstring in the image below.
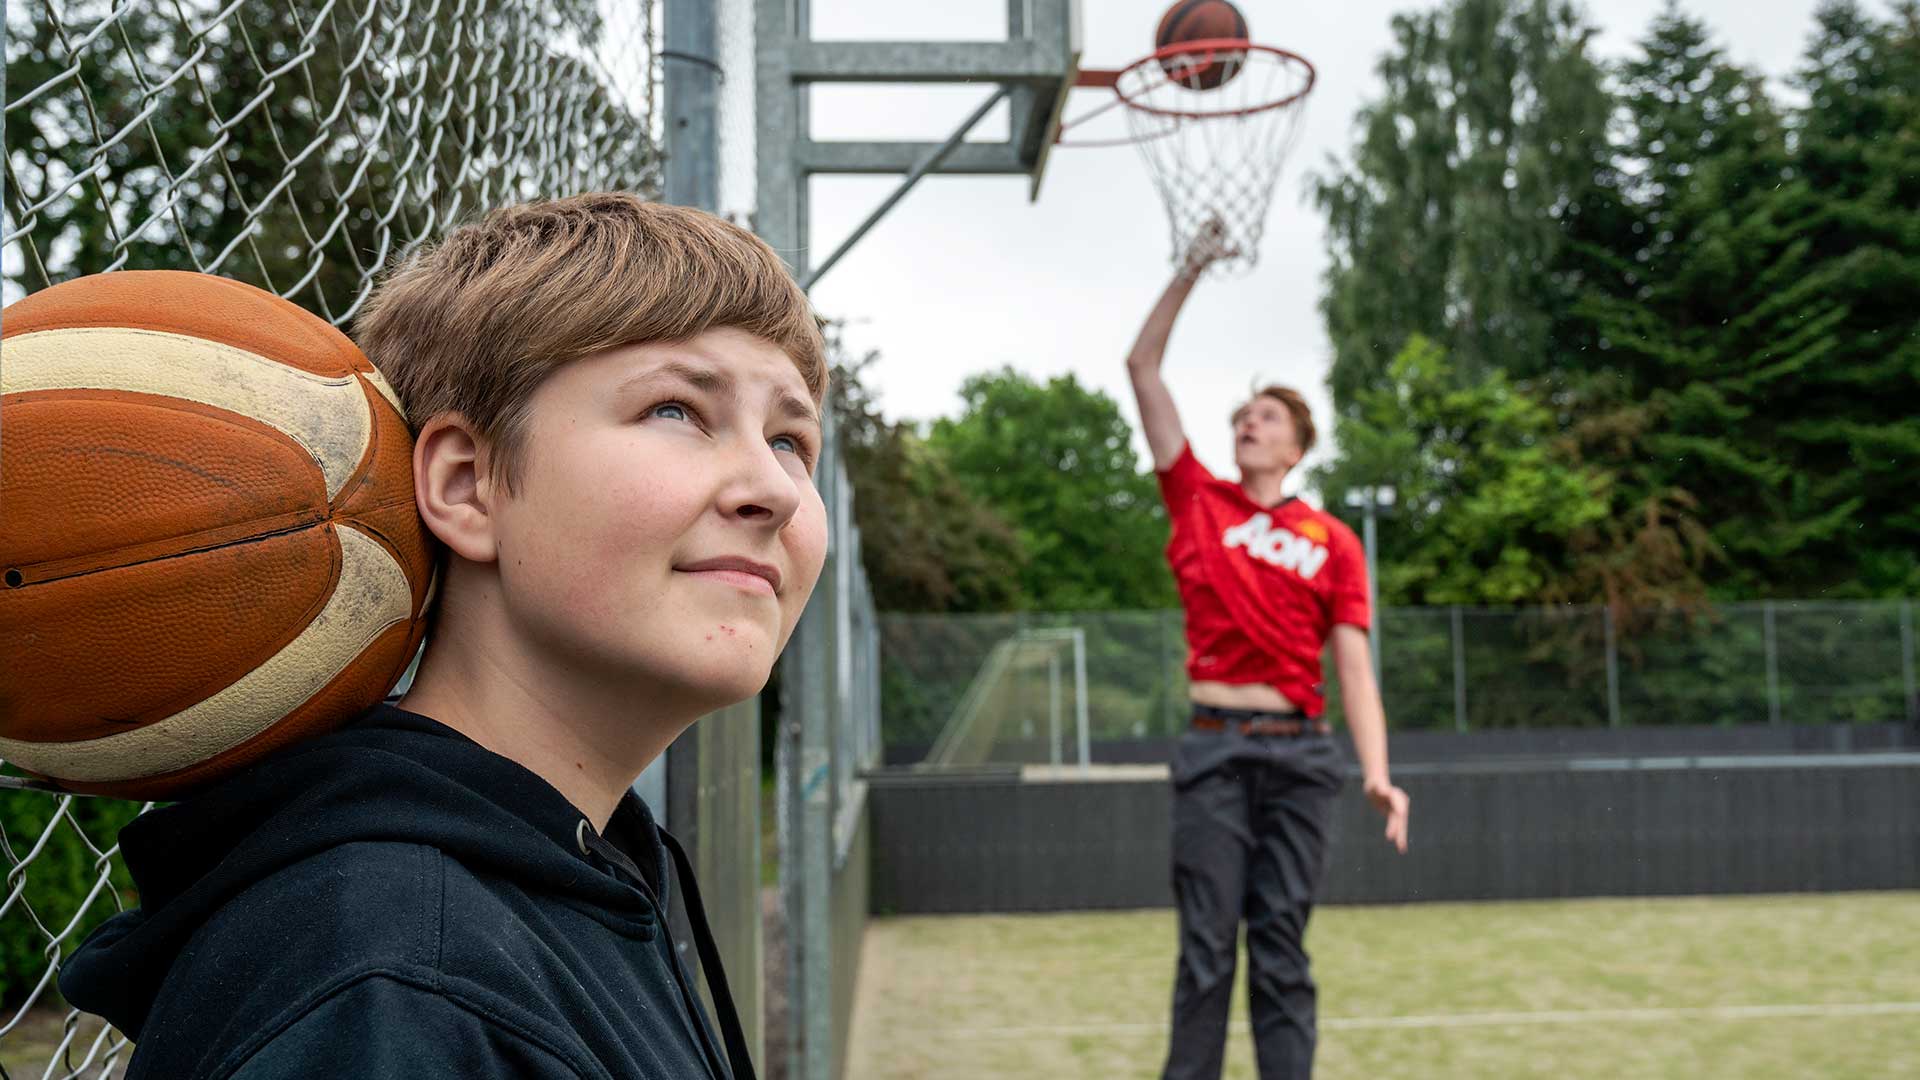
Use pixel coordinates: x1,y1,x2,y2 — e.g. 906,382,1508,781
658,828,757,1080
577,820,756,1080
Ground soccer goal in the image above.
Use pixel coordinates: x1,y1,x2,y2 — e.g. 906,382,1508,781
922,627,1090,771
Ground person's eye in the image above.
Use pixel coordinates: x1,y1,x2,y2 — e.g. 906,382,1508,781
771,431,820,469
648,401,695,424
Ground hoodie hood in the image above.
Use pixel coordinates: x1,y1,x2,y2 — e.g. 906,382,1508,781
60,704,661,1038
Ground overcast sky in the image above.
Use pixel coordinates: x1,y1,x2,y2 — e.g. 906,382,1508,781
799,0,1867,498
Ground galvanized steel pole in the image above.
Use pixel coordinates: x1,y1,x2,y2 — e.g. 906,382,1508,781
664,0,721,211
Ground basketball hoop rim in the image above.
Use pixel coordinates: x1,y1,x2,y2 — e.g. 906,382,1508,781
1076,39,1317,122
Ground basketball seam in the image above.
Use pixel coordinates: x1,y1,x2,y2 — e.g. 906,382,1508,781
327,378,408,520
1,526,415,783
41,618,423,798
9,526,344,737
3,498,414,587
1,316,363,381
338,511,436,598
2,327,374,501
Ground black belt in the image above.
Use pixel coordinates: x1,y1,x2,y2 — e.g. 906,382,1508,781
1191,703,1329,737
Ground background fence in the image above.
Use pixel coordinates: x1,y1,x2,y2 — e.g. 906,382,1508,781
3,0,660,313
880,601,1920,766
775,405,883,1080
867,753,1920,914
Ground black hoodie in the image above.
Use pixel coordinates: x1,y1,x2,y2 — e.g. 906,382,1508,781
60,704,749,1080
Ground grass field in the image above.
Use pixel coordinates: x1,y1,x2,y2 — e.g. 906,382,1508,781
847,892,1920,1079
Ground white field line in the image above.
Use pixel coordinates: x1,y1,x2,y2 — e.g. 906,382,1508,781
926,1000,1920,1040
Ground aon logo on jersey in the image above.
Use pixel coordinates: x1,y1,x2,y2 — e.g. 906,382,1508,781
1222,513,1330,580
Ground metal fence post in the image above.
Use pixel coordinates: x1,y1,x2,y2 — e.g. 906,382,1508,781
778,422,835,1080
655,0,722,832
1163,608,1181,735
1363,497,1382,688
1764,601,1782,726
1073,627,1090,773
1901,600,1916,722
1450,606,1468,733
833,460,855,827
1605,605,1623,729
1048,651,1062,766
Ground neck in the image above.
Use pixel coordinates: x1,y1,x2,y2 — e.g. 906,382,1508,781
1238,466,1292,508
398,571,698,832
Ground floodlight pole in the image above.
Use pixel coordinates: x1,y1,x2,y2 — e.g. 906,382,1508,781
1367,495,1382,680
1344,486,1394,688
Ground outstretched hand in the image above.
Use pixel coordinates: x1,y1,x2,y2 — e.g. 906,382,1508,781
1178,217,1238,280
1364,775,1411,854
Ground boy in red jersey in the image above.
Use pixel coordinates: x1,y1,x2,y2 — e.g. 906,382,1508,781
1127,231,1410,1080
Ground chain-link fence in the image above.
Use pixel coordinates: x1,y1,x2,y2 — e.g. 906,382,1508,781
4,0,662,317
3,0,663,1072
0,792,147,1077
880,601,1920,765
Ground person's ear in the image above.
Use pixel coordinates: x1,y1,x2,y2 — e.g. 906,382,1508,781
413,412,500,564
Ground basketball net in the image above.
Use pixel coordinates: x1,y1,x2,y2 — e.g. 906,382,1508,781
1108,41,1315,276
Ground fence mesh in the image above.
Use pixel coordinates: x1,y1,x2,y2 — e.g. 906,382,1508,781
0,791,148,1078
3,0,662,319
880,602,1920,765
3,0,662,1071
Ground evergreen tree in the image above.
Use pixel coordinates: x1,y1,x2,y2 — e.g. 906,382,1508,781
1562,5,1790,611
1314,0,1619,411
1319,0,1919,606
1582,1,1920,599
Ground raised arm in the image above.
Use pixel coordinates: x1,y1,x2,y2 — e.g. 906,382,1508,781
1126,224,1232,471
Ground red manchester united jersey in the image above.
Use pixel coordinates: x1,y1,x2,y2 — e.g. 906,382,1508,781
1157,443,1370,718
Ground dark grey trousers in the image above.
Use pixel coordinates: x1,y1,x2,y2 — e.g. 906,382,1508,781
1161,730,1344,1080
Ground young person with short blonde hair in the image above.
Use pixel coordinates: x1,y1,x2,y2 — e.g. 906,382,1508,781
63,193,821,1080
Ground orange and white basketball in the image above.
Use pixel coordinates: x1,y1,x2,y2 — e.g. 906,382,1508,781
0,271,435,799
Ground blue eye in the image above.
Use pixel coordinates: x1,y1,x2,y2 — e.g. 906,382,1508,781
651,402,691,422
770,434,800,454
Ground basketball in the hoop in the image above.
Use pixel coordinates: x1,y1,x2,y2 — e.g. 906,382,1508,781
1154,0,1249,91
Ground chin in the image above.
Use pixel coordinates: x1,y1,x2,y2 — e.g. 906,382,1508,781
667,631,781,707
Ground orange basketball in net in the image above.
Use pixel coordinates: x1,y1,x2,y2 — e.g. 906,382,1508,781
1155,0,1250,91
0,271,435,799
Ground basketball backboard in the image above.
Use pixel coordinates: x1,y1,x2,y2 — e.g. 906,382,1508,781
1028,0,1085,201
752,0,1087,285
